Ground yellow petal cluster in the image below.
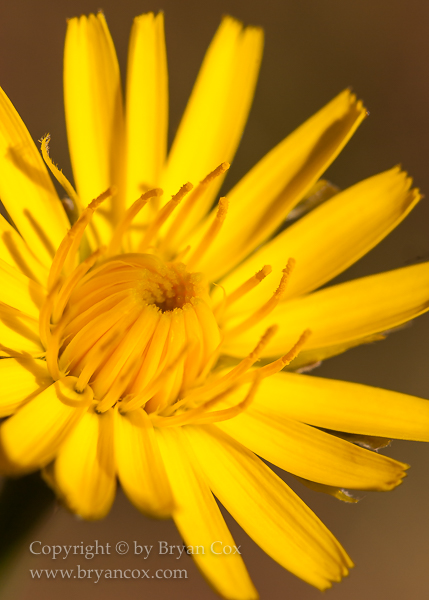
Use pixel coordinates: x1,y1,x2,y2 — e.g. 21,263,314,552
0,11,429,599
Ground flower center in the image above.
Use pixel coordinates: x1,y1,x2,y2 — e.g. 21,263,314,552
38,175,309,427
46,251,220,414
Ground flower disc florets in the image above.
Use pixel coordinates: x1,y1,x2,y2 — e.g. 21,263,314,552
46,244,220,415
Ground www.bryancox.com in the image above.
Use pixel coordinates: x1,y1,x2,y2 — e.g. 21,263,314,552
30,566,189,582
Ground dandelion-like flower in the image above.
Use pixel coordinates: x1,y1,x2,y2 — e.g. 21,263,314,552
1,12,429,598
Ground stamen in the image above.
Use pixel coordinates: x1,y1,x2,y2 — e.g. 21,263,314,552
95,353,143,413
221,265,272,312
173,245,191,262
63,189,113,275
107,188,163,256
189,375,261,425
214,265,272,322
137,182,193,253
186,197,229,270
40,134,81,217
47,188,112,291
160,162,230,253
38,281,61,350
224,258,295,339
45,324,65,381
241,329,312,383
120,340,190,413
93,306,161,412
61,297,140,376
188,334,224,389
122,311,172,395
73,310,140,394
51,247,105,324
176,325,278,409
150,382,241,427
58,290,131,349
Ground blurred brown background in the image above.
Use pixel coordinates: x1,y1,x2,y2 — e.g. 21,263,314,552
1,0,429,598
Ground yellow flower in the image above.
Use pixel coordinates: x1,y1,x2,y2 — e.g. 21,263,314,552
0,11,429,599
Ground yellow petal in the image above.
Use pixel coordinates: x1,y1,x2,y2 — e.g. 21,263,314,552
221,167,419,316
0,86,69,266
125,13,167,208
252,371,429,441
185,425,352,590
156,427,257,600
0,258,45,319
0,305,44,357
54,406,116,519
64,12,125,242
191,89,366,280
0,376,92,470
0,214,49,285
223,262,429,357
0,358,51,417
161,17,263,242
218,406,407,490
114,408,174,517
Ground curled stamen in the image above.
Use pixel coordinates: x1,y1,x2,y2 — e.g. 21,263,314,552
224,258,295,339
40,134,81,217
138,182,193,252
107,188,163,256
186,197,229,270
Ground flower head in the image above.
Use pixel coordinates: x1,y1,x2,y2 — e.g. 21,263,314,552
1,11,429,599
